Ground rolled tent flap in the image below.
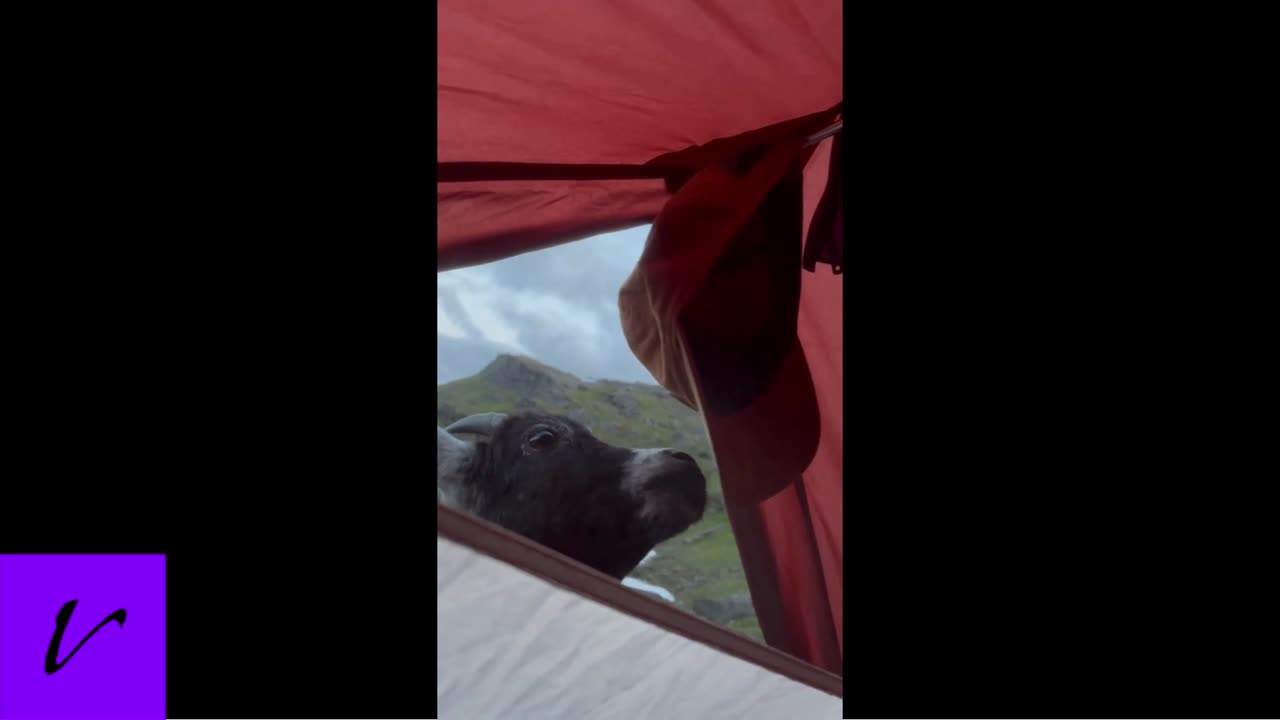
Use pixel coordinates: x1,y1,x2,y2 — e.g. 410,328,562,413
437,106,843,273
618,134,843,672
437,176,671,272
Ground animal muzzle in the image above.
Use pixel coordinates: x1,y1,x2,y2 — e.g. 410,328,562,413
627,449,708,530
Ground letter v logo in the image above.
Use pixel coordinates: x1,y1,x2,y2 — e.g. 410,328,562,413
45,599,128,674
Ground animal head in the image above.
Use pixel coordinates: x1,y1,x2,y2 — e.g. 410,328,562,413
437,412,708,579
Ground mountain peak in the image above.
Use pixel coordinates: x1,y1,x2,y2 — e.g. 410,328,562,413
479,354,580,394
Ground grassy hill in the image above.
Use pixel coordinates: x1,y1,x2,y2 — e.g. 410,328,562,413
438,354,762,641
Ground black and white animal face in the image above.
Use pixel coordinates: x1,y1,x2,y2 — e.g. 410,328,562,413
437,412,707,579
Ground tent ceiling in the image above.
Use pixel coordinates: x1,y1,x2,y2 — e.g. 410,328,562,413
438,2,842,166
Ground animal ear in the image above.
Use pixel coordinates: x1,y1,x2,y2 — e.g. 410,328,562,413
445,413,508,437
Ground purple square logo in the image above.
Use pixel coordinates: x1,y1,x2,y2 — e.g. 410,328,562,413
0,554,165,720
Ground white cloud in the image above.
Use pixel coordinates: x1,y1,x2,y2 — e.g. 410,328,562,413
453,287,530,353
438,304,468,339
437,225,658,384
506,291,606,342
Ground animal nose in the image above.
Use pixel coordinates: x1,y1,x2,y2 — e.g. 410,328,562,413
663,450,696,464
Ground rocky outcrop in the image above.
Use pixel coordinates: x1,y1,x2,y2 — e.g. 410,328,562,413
477,354,582,408
605,392,639,417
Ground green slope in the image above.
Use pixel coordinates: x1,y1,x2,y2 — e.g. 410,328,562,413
438,354,762,641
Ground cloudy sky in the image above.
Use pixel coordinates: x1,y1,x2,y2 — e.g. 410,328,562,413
437,225,660,385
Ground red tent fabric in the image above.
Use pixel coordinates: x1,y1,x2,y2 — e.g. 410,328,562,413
438,0,843,674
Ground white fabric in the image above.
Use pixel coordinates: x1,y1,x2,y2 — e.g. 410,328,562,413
437,536,843,720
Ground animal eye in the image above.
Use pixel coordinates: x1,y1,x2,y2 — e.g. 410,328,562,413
527,429,557,449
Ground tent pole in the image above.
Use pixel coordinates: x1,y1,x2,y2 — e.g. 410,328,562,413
804,120,842,147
